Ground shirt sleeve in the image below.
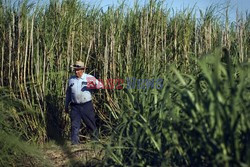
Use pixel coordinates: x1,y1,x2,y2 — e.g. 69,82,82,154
65,80,71,109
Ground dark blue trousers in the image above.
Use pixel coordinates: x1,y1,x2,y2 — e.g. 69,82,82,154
70,101,97,144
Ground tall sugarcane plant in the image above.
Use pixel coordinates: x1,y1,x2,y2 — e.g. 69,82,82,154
103,48,250,166
0,1,249,164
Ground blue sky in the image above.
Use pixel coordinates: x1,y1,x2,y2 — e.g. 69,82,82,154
84,0,250,20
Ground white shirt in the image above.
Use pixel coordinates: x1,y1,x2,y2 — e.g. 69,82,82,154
65,73,103,108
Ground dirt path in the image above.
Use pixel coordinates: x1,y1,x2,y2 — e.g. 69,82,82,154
43,141,104,167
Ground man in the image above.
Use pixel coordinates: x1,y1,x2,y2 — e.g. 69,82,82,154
65,60,103,145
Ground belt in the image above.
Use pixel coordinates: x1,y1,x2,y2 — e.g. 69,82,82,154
70,100,91,106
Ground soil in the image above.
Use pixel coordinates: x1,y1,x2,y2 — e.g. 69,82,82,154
43,140,105,167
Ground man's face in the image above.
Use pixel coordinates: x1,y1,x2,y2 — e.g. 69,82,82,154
75,69,84,78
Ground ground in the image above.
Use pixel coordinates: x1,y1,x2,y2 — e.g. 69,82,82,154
43,140,105,167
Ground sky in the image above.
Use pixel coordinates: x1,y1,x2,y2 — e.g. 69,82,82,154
84,0,250,21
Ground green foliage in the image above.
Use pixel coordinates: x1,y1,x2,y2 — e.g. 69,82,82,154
0,88,46,142
103,49,250,166
0,88,50,166
0,131,49,166
0,0,249,165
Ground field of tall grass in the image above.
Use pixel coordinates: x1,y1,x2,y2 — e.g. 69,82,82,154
0,0,249,166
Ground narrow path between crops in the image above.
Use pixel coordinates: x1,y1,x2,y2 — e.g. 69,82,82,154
43,140,105,167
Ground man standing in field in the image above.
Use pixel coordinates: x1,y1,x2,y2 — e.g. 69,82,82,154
65,60,103,145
